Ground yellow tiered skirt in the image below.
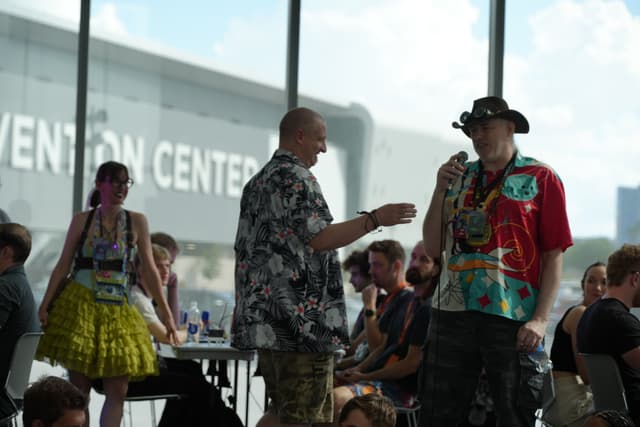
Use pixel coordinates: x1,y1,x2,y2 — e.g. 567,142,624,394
36,280,158,380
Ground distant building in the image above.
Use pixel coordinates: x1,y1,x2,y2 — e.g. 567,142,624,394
0,4,371,290
616,186,640,245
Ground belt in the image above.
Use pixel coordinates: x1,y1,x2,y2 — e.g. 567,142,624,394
74,257,125,271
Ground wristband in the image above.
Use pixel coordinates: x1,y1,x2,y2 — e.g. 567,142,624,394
357,210,382,233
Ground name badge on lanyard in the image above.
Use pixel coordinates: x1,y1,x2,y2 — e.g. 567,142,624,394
453,208,492,247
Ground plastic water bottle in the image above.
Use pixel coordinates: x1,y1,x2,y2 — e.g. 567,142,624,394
186,301,200,344
201,310,210,342
528,343,553,373
180,310,188,327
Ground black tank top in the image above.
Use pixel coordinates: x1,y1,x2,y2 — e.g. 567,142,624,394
549,305,580,373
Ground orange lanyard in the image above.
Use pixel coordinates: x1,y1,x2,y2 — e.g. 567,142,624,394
377,283,407,316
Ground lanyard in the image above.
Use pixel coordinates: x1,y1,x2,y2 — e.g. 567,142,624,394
93,209,129,277
471,152,517,210
396,298,418,346
377,283,407,316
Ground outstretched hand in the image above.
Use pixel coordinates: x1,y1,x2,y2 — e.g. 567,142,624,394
374,203,417,226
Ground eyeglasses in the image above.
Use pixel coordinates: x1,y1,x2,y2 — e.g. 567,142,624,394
106,178,134,188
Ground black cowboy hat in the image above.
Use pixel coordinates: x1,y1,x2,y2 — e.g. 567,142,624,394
452,96,529,137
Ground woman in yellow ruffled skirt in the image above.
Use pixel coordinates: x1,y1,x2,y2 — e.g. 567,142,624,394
37,161,177,427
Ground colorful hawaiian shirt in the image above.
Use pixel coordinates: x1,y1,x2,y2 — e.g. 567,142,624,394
435,152,572,321
231,149,349,352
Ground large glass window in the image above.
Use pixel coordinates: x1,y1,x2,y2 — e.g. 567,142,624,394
298,0,490,286
504,0,640,316
0,2,80,295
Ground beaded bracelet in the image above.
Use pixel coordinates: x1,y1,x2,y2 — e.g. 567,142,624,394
357,210,382,233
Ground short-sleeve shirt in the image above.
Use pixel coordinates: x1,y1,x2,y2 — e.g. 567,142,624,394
435,153,572,321
364,288,414,371
396,297,432,393
130,285,159,325
577,297,640,420
350,291,386,341
0,264,39,419
232,149,349,352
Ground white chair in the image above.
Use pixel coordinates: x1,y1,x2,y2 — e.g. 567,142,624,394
93,381,183,427
122,394,184,427
0,331,43,427
395,403,420,427
580,352,629,413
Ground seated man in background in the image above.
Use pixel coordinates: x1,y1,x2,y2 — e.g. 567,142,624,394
577,244,640,425
340,249,385,367
343,249,374,341
0,223,39,424
339,241,413,373
22,376,87,427
339,394,396,427
334,241,439,417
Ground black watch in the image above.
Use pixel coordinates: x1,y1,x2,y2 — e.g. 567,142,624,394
364,309,376,318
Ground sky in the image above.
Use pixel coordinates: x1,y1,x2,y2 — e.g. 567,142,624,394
8,0,640,239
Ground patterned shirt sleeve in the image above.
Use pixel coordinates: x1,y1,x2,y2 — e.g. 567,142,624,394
537,166,573,252
287,168,332,244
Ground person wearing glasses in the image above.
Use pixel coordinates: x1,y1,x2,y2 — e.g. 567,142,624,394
36,161,177,427
577,244,640,426
420,96,572,426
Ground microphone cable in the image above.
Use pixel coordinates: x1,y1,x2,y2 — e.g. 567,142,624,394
429,152,467,424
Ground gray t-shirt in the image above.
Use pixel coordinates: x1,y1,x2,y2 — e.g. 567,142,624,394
0,264,39,418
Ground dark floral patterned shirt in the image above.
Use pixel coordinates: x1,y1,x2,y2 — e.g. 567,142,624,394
231,149,349,352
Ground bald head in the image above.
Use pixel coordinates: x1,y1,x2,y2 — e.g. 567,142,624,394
278,107,327,168
279,107,325,143
0,222,32,263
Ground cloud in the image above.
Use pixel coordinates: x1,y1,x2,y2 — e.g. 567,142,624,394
511,0,640,237
91,3,128,36
10,0,640,239
9,0,131,37
3,0,80,23
205,0,639,238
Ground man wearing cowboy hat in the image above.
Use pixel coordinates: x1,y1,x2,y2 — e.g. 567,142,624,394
419,96,573,426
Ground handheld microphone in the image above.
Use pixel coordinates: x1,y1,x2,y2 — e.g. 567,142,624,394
447,151,468,190
455,150,468,164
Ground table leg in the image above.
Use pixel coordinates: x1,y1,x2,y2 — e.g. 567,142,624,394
245,360,251,425
233,359,239,413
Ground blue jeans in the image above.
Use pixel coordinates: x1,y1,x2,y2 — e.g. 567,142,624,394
418,309,544,427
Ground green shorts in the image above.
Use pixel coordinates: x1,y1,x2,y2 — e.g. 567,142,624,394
258,349,334,424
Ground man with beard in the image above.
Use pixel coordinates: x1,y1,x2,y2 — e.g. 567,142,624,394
333,240,439,419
